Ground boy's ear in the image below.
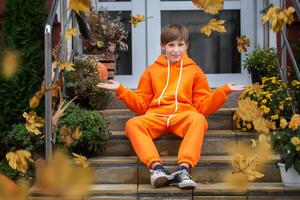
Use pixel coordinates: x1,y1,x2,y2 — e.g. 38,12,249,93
160,43,166,53
186,42,189,50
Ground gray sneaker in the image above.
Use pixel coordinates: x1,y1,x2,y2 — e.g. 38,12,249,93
150,168,172,188
171,169,197,189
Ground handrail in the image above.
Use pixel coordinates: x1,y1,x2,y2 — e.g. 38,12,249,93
292,0,300,19
44,0,60,161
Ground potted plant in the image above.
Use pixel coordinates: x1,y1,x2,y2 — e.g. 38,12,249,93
243,46,279,83
84,9,128,79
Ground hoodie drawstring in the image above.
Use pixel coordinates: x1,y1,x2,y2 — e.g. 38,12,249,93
155,59,183,127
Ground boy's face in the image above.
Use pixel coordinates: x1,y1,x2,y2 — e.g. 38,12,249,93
161,40,188,63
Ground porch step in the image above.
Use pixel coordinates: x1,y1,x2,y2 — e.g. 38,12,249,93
29,182,300,199
99,130,254,156
100,108,236,131
88,155,281,184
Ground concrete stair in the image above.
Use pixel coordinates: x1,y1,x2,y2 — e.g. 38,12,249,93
29,107,300,199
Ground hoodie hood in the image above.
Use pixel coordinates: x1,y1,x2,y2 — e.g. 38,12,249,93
154,52,196,68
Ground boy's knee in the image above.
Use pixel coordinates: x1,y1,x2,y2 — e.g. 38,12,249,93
125,117,142,137
187,112,208,130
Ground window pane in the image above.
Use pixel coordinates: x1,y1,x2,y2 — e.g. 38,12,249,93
161,10,241,74
109,11,132,75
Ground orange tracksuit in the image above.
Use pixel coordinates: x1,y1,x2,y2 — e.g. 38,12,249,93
116,53,232,168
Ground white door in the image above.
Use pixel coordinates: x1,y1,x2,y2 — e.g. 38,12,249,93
95,0,257,88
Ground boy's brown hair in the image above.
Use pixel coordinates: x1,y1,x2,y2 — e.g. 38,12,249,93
161,24,189,45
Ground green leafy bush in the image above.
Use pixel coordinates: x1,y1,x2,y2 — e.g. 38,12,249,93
0,0,45,132
65,58,113,110
2,123,44,158
243,46,279,83
58,103,111,157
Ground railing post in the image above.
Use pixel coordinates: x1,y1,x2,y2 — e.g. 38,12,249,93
45,25,53,161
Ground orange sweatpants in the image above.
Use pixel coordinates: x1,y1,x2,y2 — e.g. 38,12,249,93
124,111,208,168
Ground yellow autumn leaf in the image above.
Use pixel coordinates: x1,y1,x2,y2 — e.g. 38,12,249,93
72,153,90,168
261,6,295,32
200,19,226,37
60,125,81,147
68,0,91,14
29,86,46,109
57,61,75,71
237,98,263,122
253,117,275,134
232,153,264,181
251,139,257,148
1,50,20,78
37,151,93,197
5,150,33,173
130,15,145,28
23,111,45,135
258,134,271,150
236,35,251,53
288,114,300,131
65,27,78,40
192,0,224,15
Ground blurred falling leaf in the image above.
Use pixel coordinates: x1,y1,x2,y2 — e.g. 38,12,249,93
68,0,91,14
237,98,263,122
72,153,90,168
6,150,33,173
192,0,224,15
251,139,257,148
65,27,78,40
237,35,251,53
29,86,46,109
23,111,45,135
36,151,93,197
1,50,20,78
130,15,145,28
261,6,295,32
60,126,81,147
232,153,264,181
57,61,75,71
200,19,226,37
0,177,28,200
289,114,300,131
253,117,275,134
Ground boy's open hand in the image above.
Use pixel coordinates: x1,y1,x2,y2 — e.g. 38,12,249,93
227,83,246,91
97,80,120,91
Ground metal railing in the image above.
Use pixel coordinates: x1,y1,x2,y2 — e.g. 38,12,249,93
44,0,78,161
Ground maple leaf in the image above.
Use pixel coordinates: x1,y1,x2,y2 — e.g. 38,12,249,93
36,151,93,197
65,27,78,40
200,19,226,37
1,50,20,78
261,6,295,32
232,153,264,181
130,15,145,28
253,117,275,134
23,111,45,135
192,0,224,15
60,126,81,147
68,0,91,14
72,153,90,168
29,86,46,109
289,114,300,131
236,35,251,53
57,61,75,71
237,98,263,122
6,150,33,173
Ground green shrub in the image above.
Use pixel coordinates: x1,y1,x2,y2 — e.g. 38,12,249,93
58,103,111,157
1,123,44,159
65,58,113,110
0,161,35,182
0,0,45,132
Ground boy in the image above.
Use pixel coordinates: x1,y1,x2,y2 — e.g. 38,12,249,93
97,24,245,189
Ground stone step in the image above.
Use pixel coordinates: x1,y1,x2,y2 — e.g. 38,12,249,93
99,130,254,156
29,182,300,200
100,108,236,131
88,155,281,184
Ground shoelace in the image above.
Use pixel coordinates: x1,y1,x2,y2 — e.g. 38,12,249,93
178,169,192,180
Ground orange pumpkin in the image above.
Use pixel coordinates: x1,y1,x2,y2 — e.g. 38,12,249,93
96,62,108,80
0,174,18,192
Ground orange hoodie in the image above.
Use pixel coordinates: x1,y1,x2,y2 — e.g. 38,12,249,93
116,53,232,116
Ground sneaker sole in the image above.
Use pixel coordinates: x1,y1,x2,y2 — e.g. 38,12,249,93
172,181,197,189
151,176,170,188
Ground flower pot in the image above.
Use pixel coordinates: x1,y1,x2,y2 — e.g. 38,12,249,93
250,69,262,84
84,54,116,80
278,163,300,187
